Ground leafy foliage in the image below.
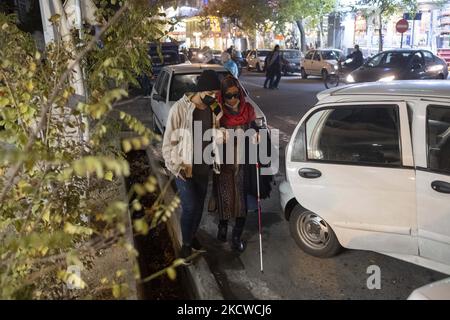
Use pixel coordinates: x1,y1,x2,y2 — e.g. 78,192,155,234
0,1,180,299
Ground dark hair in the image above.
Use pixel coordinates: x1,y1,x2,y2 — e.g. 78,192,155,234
221,75,241,99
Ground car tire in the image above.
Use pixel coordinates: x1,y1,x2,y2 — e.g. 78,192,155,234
321,69,329,80
438,73,445,79
301,68,308,79
289,205,342,258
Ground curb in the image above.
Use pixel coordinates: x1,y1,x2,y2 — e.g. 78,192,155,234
145,146,224,300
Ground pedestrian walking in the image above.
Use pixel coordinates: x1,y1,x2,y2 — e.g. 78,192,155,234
162,70,223,260
214,75,257,252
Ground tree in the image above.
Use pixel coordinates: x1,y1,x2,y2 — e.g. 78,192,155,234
203,0,275,36
0,0,181,299
355,0,418,52
277,0,336,52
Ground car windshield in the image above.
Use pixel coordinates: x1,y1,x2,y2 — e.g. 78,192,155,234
282,51,301,59
150,52,179,66
365,52,413,68
258,50,271,57
321,50,341,61
169,72,231,101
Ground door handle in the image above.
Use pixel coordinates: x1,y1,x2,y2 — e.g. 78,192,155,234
431,180,450,194
298,168,322,179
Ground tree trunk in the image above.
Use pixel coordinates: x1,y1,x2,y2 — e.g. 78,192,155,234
296,19,306,52
378,13,383,52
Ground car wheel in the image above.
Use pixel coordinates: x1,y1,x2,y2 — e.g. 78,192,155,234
438,73,445,79
301,68,308,79
321,69,329,80
289,205,342,258
256,63,262,72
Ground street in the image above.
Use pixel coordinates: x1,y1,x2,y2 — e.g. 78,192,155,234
197,70,448,300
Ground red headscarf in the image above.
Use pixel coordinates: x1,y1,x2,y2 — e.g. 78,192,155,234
217,78,256,127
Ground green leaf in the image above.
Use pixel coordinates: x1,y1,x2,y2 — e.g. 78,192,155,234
104,171,113,181
167,267,176,280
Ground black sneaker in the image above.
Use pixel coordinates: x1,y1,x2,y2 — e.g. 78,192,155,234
231,237,247,253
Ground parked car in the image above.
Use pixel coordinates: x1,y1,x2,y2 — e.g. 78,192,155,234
300,49,344,79
187,47,202,62
408,278,450,300
150,63,267,133
246,49,271,72
280,80,450,275
281,49,303,75
346,49,448,83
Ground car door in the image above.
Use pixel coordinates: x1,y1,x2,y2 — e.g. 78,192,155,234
423,51,444,79
408,52,427,79
285,101,418,254
311,51,322,75
248,50,256,68
415,103,450,269
151,71,170,131
303,51,314,74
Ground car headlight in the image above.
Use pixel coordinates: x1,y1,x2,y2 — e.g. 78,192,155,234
198,53,204,59
333,64,339,70
378,75,395,82
346,74,355,83
427,65,444,72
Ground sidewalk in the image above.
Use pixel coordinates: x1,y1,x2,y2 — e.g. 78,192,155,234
115,97,283,299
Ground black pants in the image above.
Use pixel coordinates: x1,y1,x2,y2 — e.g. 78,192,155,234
271,70,281,88
264,70,274,88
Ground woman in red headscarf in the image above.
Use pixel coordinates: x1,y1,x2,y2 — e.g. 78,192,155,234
214,75,256,252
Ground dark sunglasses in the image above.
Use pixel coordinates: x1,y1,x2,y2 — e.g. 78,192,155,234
224,92,240,100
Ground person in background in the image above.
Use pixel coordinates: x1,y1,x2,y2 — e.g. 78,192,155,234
221,52,239,79
345,44,364,70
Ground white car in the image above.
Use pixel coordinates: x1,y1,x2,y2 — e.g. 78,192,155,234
246,49,271,72
408,277,450,300
300,49,344,80
280,81,450,275
150,63,267,133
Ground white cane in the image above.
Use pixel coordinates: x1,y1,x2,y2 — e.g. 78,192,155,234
256,162,264,273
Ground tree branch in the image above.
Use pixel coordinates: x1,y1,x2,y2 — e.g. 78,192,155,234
0,4,130,205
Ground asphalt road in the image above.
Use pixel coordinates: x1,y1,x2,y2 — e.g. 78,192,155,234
198,70,448,300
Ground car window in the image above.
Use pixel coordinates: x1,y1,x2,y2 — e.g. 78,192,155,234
282,50,301,59
155,71,168,95
258,50,270,57
313,52,321,61
160,72,170,100
321,50,340,61
427,105,450,174
305,51,314,60
169,71,230,101
365,53,384,67
410,52,424,67
291,123,306,162
423,51,435,64
306,106,401,166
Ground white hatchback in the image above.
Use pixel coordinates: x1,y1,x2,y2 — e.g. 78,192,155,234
280,81,450,275
150,63,267,133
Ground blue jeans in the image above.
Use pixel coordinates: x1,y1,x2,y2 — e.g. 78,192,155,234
175,175,209,246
